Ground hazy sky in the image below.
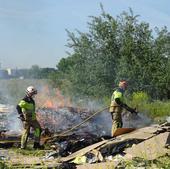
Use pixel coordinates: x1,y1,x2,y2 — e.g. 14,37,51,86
0,0,170,69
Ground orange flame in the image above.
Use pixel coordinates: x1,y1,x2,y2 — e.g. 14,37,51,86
36,85,72,110
44,100,54,108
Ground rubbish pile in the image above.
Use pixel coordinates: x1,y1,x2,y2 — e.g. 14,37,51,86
36,106,111,136
0,104,22,148
0,105,169,168
0,130,21,148
43,122,170,169
37,106,169,168
0,104,13,131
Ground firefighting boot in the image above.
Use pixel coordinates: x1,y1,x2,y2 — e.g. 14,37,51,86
33,142,44,149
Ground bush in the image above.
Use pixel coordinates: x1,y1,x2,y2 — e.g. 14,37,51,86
0,161,8,169
129,91,170,120
130,91,150,108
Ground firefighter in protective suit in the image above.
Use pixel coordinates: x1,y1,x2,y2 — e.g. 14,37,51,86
109,80,137,136
16,86,43,149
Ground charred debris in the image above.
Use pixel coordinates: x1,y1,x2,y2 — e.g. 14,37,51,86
0,105,169,168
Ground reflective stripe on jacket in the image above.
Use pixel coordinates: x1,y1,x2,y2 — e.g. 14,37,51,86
109,88,125,112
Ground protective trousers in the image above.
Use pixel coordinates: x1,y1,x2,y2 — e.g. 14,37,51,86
21,120,41,149
110,106,123,137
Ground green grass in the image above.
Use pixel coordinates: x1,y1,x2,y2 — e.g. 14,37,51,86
128,91,170,121
12,148,46,157
113,155,170,169
1,147,170,169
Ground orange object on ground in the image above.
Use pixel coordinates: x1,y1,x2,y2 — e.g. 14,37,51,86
112,128,136,137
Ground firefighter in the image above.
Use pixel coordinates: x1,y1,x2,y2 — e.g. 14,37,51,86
109,80,137,136
16,86,43,149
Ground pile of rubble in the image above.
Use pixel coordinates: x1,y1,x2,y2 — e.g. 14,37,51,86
0,104,21,148
0,104,13,131
36,106,113,137
0,105,169,168
40,122,169,168
1,122,169,168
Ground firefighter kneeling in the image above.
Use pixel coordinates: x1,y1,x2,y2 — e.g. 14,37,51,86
16,86,44,149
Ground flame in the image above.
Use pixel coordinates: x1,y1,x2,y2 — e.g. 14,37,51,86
44,100,54,108
36,85,72,109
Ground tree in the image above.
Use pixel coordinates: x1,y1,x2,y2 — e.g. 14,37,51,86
51,6,170,100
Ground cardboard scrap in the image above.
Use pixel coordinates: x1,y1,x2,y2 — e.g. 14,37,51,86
124,132,170,160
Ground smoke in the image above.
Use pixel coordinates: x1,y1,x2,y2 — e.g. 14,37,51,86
167,116,170,123
0,104,22,133
6,110,23,133
35,87,113,136
91,111,112,136
123,111,152,128
0,79,51,132
0,79,152,136
72,99,112,136
37,107,112,136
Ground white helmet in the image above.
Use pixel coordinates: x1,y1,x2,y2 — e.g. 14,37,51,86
26,86,37,96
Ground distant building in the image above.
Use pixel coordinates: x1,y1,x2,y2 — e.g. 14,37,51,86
0,67,56,79
0,68,20,79
0,69,8,79
6,68,19,77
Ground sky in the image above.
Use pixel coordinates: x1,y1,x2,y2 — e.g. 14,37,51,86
0,0,170,69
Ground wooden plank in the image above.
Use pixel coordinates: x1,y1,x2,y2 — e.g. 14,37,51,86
97,127,157,150
113,128,136,137
0,135,21,144
60,139,111,162
118,126,160,140
60,126,159,162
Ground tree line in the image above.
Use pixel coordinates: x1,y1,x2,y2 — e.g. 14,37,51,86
49,7,170,101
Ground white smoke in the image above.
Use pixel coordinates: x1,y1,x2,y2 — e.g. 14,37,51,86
0,79,50,133
167,116,170,122
0,104,22,133
123,111,152,128
92,111,112,136
7,110,23,133
0,79,153,136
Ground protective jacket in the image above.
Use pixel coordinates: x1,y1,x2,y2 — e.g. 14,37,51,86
16,96,36,121
109,88,125,112
109,86,138,136
109,87,126,136
16,95,42,149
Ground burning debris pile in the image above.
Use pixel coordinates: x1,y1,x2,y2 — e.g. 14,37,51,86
0,87,168,168
28,107,170,168
36,106,111,136
0,102,169,168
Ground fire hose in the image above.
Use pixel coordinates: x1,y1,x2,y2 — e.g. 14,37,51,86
45,106,111,142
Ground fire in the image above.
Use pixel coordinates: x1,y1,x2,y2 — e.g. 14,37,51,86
55,88,72,108
36,86,72,110
44,100,54,109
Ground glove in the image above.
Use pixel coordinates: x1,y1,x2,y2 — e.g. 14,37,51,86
122,104,138,115
130,108,138,115
18,115,25,121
